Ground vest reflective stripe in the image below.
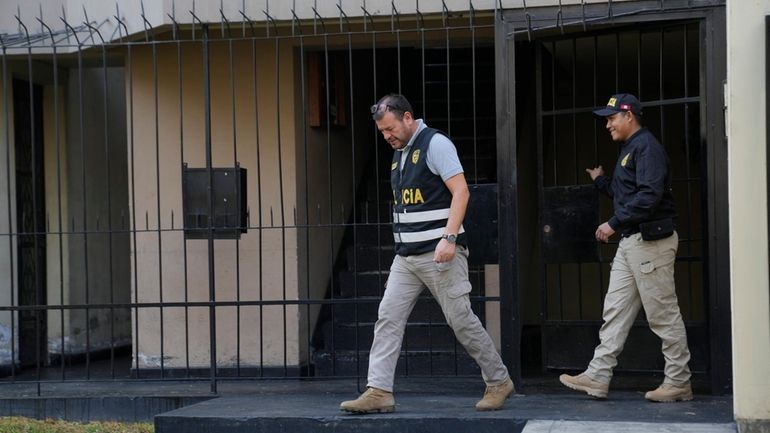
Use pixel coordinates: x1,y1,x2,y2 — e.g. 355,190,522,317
393,225,466,244
392,208,450,224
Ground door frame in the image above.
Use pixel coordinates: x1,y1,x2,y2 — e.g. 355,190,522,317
494,2,729,394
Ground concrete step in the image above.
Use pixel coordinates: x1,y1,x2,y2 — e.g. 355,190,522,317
155,394,527,433
154,384,735,433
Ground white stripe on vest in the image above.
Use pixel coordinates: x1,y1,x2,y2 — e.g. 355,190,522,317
392,208,451,223
393,225,466,244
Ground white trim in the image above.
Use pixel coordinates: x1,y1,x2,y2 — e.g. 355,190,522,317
394,225,465,243
392,208,450,223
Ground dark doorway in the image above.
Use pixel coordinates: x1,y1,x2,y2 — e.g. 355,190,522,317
13,79,47,369
515,22,709,376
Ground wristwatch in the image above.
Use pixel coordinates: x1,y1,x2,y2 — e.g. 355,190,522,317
442,233,457,244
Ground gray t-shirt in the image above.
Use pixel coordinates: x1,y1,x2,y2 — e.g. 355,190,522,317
397,119,464,181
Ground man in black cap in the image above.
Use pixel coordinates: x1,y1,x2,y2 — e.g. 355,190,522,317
559,93,694,403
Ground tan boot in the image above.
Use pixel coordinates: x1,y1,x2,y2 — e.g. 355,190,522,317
645,382,693,402
559,373,609,399
475,378,515,411
340,387,395,414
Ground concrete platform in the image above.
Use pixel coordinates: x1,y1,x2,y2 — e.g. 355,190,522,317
154,378,735,433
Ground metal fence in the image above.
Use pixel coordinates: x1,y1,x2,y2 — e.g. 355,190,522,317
0,1,507,396
0,0,729,396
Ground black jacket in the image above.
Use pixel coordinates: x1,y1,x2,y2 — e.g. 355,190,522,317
594,127,677,236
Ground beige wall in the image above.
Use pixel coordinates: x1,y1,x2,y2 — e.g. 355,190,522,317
296,113,355,346
127,40,303,369
0,63,130,365
63,67,132,356
43,83,71,355
726,0,770,429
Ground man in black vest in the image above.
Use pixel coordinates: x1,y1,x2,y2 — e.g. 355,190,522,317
559,93,693,402
340,94,513,414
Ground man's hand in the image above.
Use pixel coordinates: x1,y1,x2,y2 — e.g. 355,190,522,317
595,222,615,243
434,238,457,264
586,166,604,181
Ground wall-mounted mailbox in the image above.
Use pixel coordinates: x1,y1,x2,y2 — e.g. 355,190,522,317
182,163,247,239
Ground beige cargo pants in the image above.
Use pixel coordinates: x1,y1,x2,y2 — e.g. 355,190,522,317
367,246,510,392
585,231,692,385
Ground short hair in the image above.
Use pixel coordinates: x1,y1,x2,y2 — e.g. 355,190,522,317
370,94,414,121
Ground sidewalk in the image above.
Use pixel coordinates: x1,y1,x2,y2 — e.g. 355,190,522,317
523,420,736,433
153,378,735,433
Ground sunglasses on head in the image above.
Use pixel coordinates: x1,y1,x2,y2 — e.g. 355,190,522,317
370,103,407,115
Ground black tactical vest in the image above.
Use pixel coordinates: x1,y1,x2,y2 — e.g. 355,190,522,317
390,127,467,256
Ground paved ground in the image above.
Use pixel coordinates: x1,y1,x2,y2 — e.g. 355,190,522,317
150,378,735,433
0,361,736,431
523,420,736,433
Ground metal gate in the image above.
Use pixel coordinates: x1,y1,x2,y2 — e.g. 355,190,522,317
535,22,709,374
0,2,510,395
495,0,730,392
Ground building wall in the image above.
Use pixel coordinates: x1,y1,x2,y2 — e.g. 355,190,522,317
126,40,303,369
43,83,71,357
726,1,770,431
63,67,132,357
0,0,650,50
0,61,130,368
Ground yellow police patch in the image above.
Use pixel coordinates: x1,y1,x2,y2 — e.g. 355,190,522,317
391,162,398,171
607,97,617,107
411,149,421,164
621,153,630,167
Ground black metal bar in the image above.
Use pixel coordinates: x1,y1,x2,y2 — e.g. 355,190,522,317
147,18,166,380
445,9,451,139
249,29,266,379
93,21,117,381
550,41,564,322
0,295,501,312
682,25,694,318
702,7,731,395
39,18,67,383
495,12,522,387
535,41,548,375
227,28,242,378
593,35,604,311
202,24,218,394
72,17,92,382
540,96,701,116
572,38,584,319
346,29,358,383
125,18,141,381
418,10,434,376
471,4,479,184
273,36,288,377
323,32,335,381
174,13,192,378
298,33,311,378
